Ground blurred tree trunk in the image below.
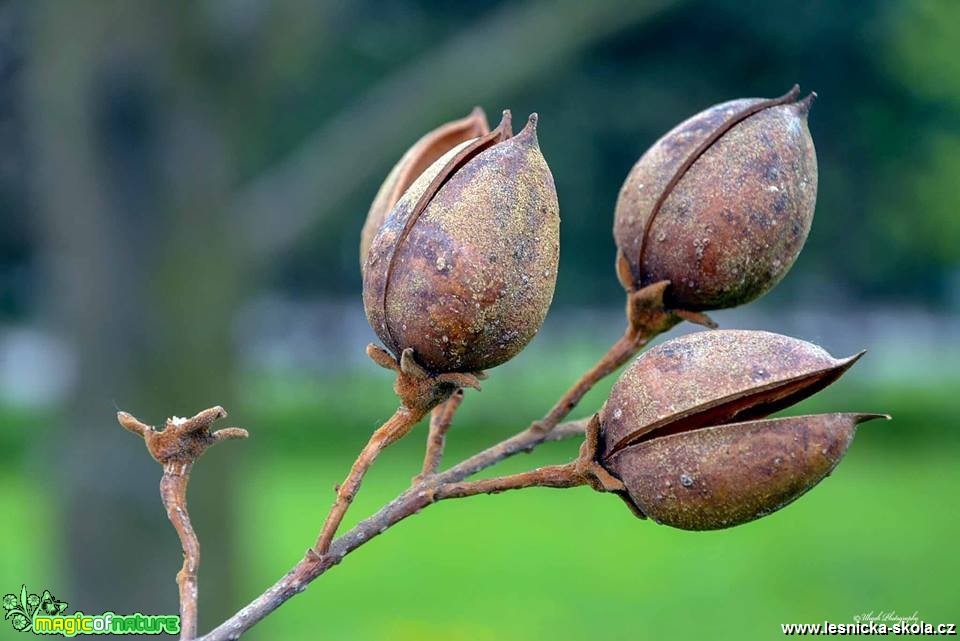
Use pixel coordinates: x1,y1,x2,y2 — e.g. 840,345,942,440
24,1,243,628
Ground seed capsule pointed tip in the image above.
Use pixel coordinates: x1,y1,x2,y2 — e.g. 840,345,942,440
467,106,490,133
838,349,867,370
497,109,513,139
782,83,802,102
795,91,817,117
514,113,540,145
853,413,891,425
469,105,487,119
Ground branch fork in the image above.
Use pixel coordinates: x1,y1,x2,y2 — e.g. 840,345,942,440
529,278,715,436
312,345,484,555
435,415,626,501
124,280,701,640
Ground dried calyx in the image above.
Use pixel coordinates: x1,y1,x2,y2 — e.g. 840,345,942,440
118,405,248,467
595,330,887,530
614,86,818,312
365,343,487,417
363,109,560,378
117,405,247,639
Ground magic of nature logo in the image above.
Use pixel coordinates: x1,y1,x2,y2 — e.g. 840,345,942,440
3,585,180,636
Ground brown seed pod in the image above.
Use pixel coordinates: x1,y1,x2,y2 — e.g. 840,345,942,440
613,86,818,311
607,413,885,530
363,111,560,373
596,329,886,529
600,329,861,458
360,108,490,268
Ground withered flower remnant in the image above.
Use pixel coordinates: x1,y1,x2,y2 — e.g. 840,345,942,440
118,405,248,466
614,86,818,311
117,406,248,639
597,330,887,530
363,110,560,374
360,107,491,267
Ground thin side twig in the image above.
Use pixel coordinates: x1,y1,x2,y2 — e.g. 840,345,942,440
418,389,464,479
198,418,588,641
534,331,646,431
160,463,200,639
433,416,628,500
435,463,584,499
314,405,426,554
532,280,705,433
314,345,484,555
199,284,705,639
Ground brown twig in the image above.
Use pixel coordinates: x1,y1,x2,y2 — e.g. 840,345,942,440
440,414,629,500
313,405,426,554
198,418,588,641
160,462,200,639
313,346,484,555
314,346,485,555
535,330,648,431
418,389,464,480
197,282,710,639
435,463,584,498
118,407,248,640
534,280,712,433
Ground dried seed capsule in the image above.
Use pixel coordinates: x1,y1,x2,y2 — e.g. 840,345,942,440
614,86,818,311
608,413,885,530
360,108,490,268
600,329,860,458
363,112,560,373
597,329,886,529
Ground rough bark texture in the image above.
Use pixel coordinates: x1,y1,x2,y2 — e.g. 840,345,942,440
160,465,199,639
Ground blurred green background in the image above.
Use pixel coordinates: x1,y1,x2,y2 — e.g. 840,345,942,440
1,1,958,639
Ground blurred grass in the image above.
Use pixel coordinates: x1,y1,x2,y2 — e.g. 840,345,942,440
3,370,959,640
235,446,959,641
235,369,960,640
